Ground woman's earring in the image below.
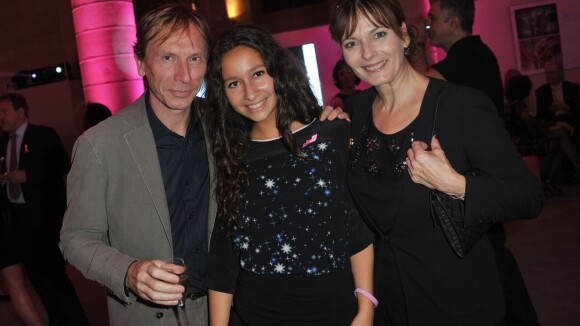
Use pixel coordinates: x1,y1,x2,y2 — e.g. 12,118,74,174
404,46,411,57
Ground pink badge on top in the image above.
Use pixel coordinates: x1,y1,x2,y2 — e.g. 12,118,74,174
302,134,318,148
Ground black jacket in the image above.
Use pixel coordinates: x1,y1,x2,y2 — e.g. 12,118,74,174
345,78,543,325
1,123,70,245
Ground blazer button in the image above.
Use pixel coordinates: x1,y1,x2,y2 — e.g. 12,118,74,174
155,312,164,319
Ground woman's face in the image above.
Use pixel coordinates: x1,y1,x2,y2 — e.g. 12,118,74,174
221,46,278,130
337,66,356,90
340,14,409,88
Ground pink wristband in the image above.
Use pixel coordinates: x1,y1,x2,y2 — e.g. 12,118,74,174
354,288,378,308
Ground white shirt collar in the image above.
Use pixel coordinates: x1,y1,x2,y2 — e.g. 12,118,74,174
13,121,28,138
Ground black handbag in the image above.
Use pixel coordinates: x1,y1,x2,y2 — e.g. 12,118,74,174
429,86,491,258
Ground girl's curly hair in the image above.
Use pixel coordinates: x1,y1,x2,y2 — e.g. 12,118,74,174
205,25,321,234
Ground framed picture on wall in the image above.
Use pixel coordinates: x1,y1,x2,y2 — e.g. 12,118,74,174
510,1,562,74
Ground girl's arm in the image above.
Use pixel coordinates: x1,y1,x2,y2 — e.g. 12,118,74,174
207,219,240,326
209,290,233,326
350,244,374,325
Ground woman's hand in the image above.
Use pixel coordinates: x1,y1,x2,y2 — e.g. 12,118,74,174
406,135,466,197
320,105,351,122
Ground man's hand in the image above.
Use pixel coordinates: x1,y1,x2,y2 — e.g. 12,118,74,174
126,260,185,306
6,170,26,184
320,105,350,122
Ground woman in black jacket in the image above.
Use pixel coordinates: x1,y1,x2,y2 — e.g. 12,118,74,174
330,0,543,324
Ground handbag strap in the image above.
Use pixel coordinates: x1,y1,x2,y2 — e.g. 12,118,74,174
430,84,450,138
429,83,450,228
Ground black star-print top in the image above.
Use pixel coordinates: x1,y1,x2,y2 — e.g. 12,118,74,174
208,119,372,293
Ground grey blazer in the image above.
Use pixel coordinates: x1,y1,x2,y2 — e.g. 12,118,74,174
60,94,216,325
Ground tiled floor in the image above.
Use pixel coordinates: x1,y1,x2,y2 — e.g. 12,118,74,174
1,187,579,326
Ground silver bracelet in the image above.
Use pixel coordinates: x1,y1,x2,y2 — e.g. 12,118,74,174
450,193,465,201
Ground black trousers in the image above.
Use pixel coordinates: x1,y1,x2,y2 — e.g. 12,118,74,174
11,203,89,326
487,222,540,326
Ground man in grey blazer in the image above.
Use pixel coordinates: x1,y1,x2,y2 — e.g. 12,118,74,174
60,4,215,325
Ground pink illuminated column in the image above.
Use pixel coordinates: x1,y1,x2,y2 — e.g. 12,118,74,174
422,0,441,63
71,0,144,114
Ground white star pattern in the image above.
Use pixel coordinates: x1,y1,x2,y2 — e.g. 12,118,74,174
281,243,292,254
227,124,353,276
274,263,286,273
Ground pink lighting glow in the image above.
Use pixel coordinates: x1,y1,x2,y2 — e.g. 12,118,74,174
71,0,143,114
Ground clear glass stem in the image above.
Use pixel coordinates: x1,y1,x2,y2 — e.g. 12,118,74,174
177,301,190,326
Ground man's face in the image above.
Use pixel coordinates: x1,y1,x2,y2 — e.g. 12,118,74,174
136,23,207,114
426,1,454,49
0,100,25,133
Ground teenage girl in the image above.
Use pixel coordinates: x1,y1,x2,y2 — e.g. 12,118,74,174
205,25,375,325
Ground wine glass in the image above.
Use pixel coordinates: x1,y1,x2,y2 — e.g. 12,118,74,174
161,258,191,326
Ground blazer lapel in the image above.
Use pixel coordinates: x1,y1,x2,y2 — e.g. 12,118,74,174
124,107,173,249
